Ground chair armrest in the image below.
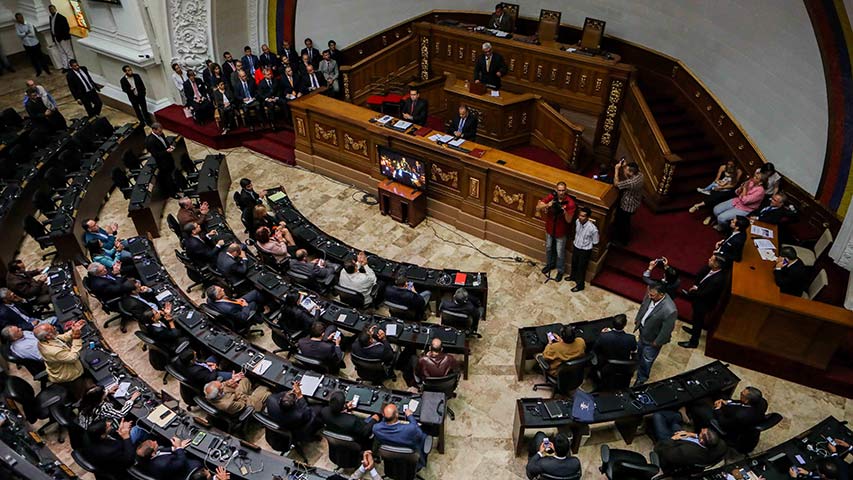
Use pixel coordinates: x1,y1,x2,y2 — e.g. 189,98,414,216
174,340,191,355
623,462,661,476
238,406,254,423
423,435,433,455
709,418,727,436
33,370,48,382
600,444,610,464
535,353,549,372
649,451,660,467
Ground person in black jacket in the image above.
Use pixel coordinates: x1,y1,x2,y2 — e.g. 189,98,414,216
384,274,431,319
591,313,637,364
653,425,727,473
641,257,680,297
215,242,249,285
277,292,318,333
177,349,232,388
688,386,767,433
25,88,66,134
473,42,507,89
48,5,73,71
714,215,748,263
183,70,214,123
749,192,790,225
205,285,263,326
321,391,379,450
257,68,286,129
351,324,396,365
80,419,137,477
139,307,186,354
66,59,102,117
526,432,582,480
86,262,135,301
679,254,728,348
439,287,483,333
237,178,264,232
290,249,340,287
145,122,179,197
400,88,428,126
182,222,225,266
135,437,201,480
265,383,324,441
300,38,321,69
297,320,344,373
774,246,810,297
120,65,150,125
302,64,326,92
447,105,478,140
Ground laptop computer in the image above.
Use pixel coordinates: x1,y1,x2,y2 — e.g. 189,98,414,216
182,310,203,329
206,333,234,354
595,394,625,414
543,400,570,420
406,266,429,281
55,294,78,313
647,385,679,406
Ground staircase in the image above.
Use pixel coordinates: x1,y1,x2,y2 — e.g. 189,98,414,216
637,80,727,212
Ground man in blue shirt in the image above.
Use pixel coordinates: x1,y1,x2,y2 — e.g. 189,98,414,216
372,403,429,470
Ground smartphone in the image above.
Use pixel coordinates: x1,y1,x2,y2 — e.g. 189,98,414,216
333,331,341,341
827,436,837,446
543,437,552,452
407,399,420,412
351,395,360,407
546,332,556,342
406,280,414,289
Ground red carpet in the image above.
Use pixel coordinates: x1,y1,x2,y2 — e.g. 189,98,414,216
155,105,296,165
508,145,568,170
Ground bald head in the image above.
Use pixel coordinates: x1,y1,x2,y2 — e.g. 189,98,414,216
178,197,192,209
382,403,399,423
33,323,56,341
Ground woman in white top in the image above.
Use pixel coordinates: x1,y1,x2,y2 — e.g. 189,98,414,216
758,163,781,196
171,62,188,105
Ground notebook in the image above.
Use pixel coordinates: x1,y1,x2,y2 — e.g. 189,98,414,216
453,272,467,285
267,191,286,202
299,374,323,396
406,267,428,281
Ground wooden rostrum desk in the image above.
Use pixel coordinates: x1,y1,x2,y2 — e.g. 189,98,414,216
290,94,618,278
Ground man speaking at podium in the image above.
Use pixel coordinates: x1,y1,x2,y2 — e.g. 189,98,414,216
474,42,507,90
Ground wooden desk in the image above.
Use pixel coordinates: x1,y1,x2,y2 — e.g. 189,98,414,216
128,159,168,238
194,153,231,211
709,223,853,371
377,179,426,227
290,93,618,274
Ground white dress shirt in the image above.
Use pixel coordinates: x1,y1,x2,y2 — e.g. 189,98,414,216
639,299,659,327
338,264,377,305
573,219,599,250
11,330,42,361
16,23,39,47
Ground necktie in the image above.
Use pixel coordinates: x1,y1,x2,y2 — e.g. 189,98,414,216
267,79,272,90
77,70,92,91
106,274,116,281
191,81,200,99
308,50,312,61
486,55,491,72
248,57,253,72
458,117,465,132
243,81,249,98
311,75,317,88
410,101,415,114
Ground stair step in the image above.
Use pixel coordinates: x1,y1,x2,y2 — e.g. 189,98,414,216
659,126,704,141
592,267,694,322
605,247,697,283
656,116,690,128
680,150,726,163
668,138,714,152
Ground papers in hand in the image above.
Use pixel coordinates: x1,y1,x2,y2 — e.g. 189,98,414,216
385,323,398,337
376,115,393,125
448,137,466,147
758,248,777,262
393,120,413,129
750,225,774,238
753,238,775,250
299,374,323,396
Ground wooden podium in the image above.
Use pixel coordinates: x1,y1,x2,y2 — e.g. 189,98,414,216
377,179,426,227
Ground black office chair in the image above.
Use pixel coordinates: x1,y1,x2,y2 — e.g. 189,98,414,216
536,474,582,480
351,353,393,385
253,410,307,461
600,444,660,480
122,149,143,174
128,466,159,480
292,353,330,374
534,354,592,397
208,263,252,298
439,309,481,338
333,284,366,309
111,167,134,199
164,362,202,409
71,449,120,480
286,268,332,295
175,250,212,294
5,376,67,442
135,332,188,385
421,372,460,421
594,358,638,392
82,276,130,333
32,189,58,219
322,430,363,469
710,412,783,455
264,316,303,356
166,214,183,240
384,300,419,322
1,343,47,385
194,395,254,434
234,191,252,233
254,246,289,273
377,437,433,480
23,214,57,260
199,302,264,337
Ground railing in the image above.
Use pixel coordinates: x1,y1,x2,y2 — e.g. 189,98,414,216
621,79,682,209
530,101,585,171
340,35,419,105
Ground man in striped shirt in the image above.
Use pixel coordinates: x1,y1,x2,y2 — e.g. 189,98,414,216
613,158,644,246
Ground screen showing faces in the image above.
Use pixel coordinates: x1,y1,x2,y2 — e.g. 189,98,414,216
378,146,427,190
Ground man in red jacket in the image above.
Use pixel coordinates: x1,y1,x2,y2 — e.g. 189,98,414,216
536,182,577,282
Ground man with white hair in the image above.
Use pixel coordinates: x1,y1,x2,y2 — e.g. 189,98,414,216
0,287,59,331
176,197,209,228
1,325,43,361
86,262,135,300
35,319,91,399
203,373,270,415
23,79,58,110
474,42,507,90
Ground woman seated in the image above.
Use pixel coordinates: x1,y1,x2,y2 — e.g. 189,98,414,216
695,160,742,196
278,292,318,333
542,325,586,376
249,205,277,238
758,162,781,197
78,385,145,443
711,170,766,229
87,239,136,276
255,226,294,269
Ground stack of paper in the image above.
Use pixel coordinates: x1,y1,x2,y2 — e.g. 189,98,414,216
393,120,413,129
299,374,323,396
750,225,774,238
376,115,393,125
252,359,272,375
449,138,466,147
385,323,398,337
490,90,501,97
753,238,775,250
429,134,454,143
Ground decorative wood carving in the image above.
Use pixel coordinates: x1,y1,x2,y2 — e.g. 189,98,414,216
314,122,338,145
168,0,212,69
419,36,430,80
343,133,367,157
469,177,480,198
295,117,306,137
492,185,525,212
430,164,458,189
598,80,623,146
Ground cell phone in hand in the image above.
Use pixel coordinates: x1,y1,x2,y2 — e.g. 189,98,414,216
351,395,360,407
333,331,341,341
546,332,556,342
407,399,419,412
406,281,414,289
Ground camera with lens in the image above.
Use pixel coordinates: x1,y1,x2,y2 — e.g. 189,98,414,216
550,191,566,214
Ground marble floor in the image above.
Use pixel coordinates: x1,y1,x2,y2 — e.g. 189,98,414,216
2,61,851,480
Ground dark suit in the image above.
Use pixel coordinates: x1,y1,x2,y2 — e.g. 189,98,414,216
716,231,746,263
447,113,479,140
221,61,239,83
211,88,236,129
400,98,428,126
654,437,727,472
25,97,65,133
231,77,257,102
184,362,220,388
66,67,103,117
685,267,727,345
473,52,507,89
49,12,71,42
120,73,149,124
279,47,298,66
290,259,337,287
297,336,343,371
259,51,280,73
184,235,222,265
138,448,201,480
147,323,185,353
278,304,316,333
120,293,159,319
352,337,395,364
240,54,261,77
593,329,637,363
438,297,482,332
280,73,303,97
774,260,810,297
302,72,326,92
237,188,263,231
88,274,135,300
633,294,677,384
300,47,321,68
488,12,513,32
385,286,428,319
6,271,50,304
0,304,36,331
749,204,788,224
257,77,286,125
215,251,248,284
265,392,324,440
320,406,377,448
526,446,581,480
690,397,767,433
207,294,259,324
81,436,136,477
182,78,214,121
145,132,177,196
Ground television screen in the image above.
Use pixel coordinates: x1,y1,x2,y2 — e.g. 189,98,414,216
378,146,426,190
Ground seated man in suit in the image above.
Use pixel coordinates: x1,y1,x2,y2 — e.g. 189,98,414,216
438,287,483,333
749,192,790,225
82,218,126,257
0,325,43,362
303,64,326,92
321,390,380,450
384,274,431,319
337,251,380,307
542,325,586,376
265,382,324,441
297,320,344,372
592,314,637,364
232,70,260,131
373,403,429,471
401,88,428,125
714,215,748,262
176,349,231,388
0,288,58,331
488,3,513,32
215,242,249,284
183,70,214,122
135,437,201,480
688,386,768,434
526,432,581,480
139,307,186,354
652,420,727,472
774,246,810,297
679,254,728,348
205,285,264,326
351,324,396,373
120,280,160,318
277,292,320,333
257,67,286,129
182,222,225,265
446,105,478,140
176,197,209,228
5,259,50,306
86,262,135,301
291,249,340,287
203,373,270,416
81,419,138,477
280,65,303,99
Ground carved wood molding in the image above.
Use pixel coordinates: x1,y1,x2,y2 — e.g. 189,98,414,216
430,164,458,189
343,133,368,157
314,122,338,146
492,185,525,212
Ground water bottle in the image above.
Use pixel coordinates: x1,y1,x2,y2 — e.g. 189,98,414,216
474,273,481,286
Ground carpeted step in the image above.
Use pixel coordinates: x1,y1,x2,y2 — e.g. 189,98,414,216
508,146,568,171
673,160,721,178
243,138,296,165
679,150,726,163
648,103,687,116
668,138,715,153
656,195,703,213
605,246,697,284
260,130,297,148
591,267,694,321
624,206,720,275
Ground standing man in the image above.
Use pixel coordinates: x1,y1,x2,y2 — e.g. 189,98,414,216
15,13,51,77
474,42,507,90
145,123,177,197
612,158,644,246
569,207,599,292
401,88,428,126
120,65,150,125
488,3,513,32
632,284,677,385
241,46,260,78
25,87,66,133
257,68,285,130
301,38,321,69
221,52,238,81
535,182,576,282
66,59,102,117
48,5,73,72
679,254,726,349
34,319,91,400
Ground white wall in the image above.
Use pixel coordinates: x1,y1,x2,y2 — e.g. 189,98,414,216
295,0,828,195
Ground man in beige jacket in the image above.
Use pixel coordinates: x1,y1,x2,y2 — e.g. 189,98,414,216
35,319,92,399
203,372,270,415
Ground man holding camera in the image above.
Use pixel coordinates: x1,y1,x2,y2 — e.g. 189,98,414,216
536,182,576,282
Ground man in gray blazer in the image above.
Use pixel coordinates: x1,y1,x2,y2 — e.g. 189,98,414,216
633,283,677,385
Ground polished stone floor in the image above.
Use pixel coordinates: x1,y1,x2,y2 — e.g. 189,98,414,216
2,61,851,480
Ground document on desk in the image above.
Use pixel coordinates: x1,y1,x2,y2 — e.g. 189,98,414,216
252,359,272,375
155,290,173,302
112,381,132,399
429,133,454,143
299,374,323,396
490,90,501,97
750,225,774,238
267,191,286,202
376,115,393,125
385,323,398,337
758,248,777,262
449,137,466,147
753,238,775,250
393,120,413,129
